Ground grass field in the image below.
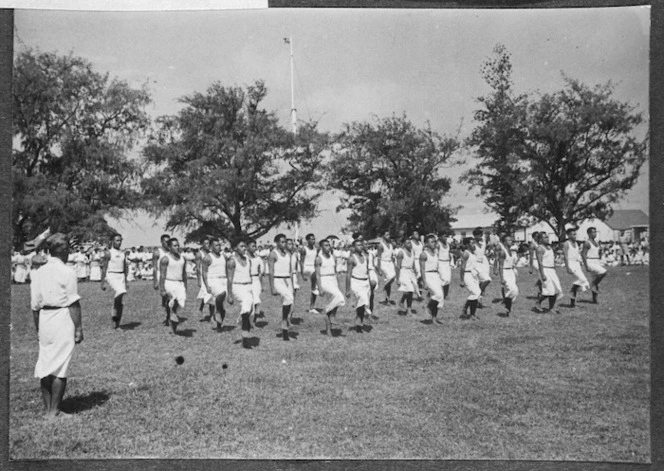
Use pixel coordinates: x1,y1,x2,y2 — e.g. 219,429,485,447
9,265,650,461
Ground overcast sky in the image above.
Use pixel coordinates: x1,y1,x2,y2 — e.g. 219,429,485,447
14,7,650,246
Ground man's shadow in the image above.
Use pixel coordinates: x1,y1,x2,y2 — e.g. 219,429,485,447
119,322,141,331
174,328,196,337
60,391,110,414
319,328,344,337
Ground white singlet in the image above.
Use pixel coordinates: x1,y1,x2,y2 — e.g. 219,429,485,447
107,248,125,274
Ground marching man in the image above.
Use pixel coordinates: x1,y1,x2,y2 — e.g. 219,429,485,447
269,234,294,341
201,237,228,332
196,237,214,321
563,227,590,307
100,233,128,330
534,233,563,313
459,237,481,320
227,239,255,349
315,238,345,336
377,231,397,305
300,233,320,314
495,234,519,317
581,227,608,304
346,238,371,334
159,238,187,334
420,234,444,324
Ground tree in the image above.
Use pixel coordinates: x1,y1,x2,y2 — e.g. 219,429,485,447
465,45,648,239
462,44,532,234
328,114,461,238
13,49,151,249
141,81,327,243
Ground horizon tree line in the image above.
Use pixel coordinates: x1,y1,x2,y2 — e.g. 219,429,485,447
12,45,648,250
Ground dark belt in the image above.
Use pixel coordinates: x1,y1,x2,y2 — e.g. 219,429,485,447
320,273,336,277
425,270,438,273
274,275,290,279
587,257,600,259
233,281,252,285
352,276,368,281
542,266,555,269
165,278,183,281
42,306,65,310
107,271,124,274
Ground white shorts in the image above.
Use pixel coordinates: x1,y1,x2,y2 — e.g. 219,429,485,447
206,277,227,302
292,273,300,290
381,261,396,282
105,272,127,297
164,280,187,308
350,276,371,310
319,274,345,313
476,261,492,283
274,277,294,306
303,266,315,277
251,276,262,304
368,269,378,285
502,268,519,299
424,272,444,303
438,262,451,286
586,260,607,276
464,271,481,301
541,267,563,298
397,269,419,293
197,284,212,303
232,283,254,313
568,261,589,291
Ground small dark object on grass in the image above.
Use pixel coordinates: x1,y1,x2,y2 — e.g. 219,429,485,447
175,356,185,365
222,363,228,370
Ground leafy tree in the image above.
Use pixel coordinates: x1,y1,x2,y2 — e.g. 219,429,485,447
141,81,327,242
328,114,461,238
465,44,647,239
13,49,151,249
462,44,531,234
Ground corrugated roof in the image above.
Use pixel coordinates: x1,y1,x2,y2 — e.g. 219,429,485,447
605,210,649,230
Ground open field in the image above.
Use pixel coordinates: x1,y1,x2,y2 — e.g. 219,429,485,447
9,265,649,461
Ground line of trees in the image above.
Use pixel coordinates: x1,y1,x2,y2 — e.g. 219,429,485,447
12,45,648,249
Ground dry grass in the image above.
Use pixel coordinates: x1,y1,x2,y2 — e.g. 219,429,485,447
9,265,649,461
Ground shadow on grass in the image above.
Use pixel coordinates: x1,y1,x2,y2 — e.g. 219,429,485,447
420,319,433,325
255,320,269,328
496,311,510,318
60,391,110,414
276,331,300,340
289,317,303,326
578,299,597,304
174,328,196,337
119,322,141,331
219,325,237,333
199,315,212,323
233,337,261,348
491,297,504,304
525,295,539,300
319,328,344,337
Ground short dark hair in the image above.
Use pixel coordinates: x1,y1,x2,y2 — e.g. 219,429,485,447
587,227,596,234
319,238,329,247
274,234,286,243
352,232,361,240
306,233,315,241
566,228,577,236
161,234,171,242
473,227,484,237
425,234,436,243
201,236,211,244
210,237,220,244
168,238,179,247
246,238,257,246
462,237,475,246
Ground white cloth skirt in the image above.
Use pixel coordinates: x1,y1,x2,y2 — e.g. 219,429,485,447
35,308,75,379
319,275,345,313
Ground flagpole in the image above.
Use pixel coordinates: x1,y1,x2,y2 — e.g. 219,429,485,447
286,35,299,242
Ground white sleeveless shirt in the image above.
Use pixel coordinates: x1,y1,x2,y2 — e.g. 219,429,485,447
107,248,125,273
423,249,439,272
319,253,336,276
464,250,478,273
400,249,415,271
380,241,394,263
566,241,582,263
273,249,291,277
500,243,516,269
165,253,185,281
303,246,318,268
232,255,252,284
250,255,262,276
541,246,555,268
351,253,369,279
437,242,451,263
207,252,227,278
586,241,601,259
